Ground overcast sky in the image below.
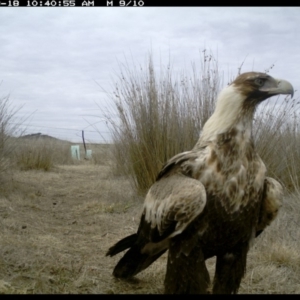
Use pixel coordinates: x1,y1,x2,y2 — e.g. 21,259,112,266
0,7,299,143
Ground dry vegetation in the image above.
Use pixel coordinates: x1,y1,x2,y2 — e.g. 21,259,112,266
0,149,300,294
103,51,221,193
103,51,300,194
1,51,300,293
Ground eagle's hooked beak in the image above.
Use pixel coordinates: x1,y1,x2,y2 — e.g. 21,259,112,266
262,78,294,98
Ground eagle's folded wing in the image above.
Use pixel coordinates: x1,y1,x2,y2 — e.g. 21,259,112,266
140,173,207,256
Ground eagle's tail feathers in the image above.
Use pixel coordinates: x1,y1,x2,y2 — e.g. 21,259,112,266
113,245,167,279
106,233,138,257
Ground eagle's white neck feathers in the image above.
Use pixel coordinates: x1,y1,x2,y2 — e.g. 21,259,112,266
200,84,254,142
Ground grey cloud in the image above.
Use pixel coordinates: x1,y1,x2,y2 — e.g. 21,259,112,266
0,7,299,142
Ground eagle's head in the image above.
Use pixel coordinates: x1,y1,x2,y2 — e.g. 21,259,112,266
200,72,294,141
232,72,294,105
216,72,294,113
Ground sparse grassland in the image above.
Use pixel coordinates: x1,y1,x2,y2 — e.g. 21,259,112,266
0,146,299,294
6,136,113,171
1,52,300,293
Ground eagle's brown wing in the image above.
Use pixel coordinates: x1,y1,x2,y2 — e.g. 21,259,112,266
141,173,207,256
107,150,207,279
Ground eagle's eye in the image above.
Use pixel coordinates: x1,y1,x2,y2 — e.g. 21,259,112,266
254,78,265,87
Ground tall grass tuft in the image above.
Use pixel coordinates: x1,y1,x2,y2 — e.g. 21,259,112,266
12,138,75,171
0,93,24,178
254,98,300,192
103,51,221,193
103,51,300,194
15,140,54,171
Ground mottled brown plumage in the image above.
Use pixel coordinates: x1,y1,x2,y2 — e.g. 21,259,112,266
106,72,293,294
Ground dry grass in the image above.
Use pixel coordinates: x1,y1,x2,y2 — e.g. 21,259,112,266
1,52,299,293
102,50,221,193
0,145,299,294
0,94,24,176
7,137,114,172
103,51,300,194
89,143,114,166
241,192,300,294
254,98,300,192
11,137,74,170
0,156,142,294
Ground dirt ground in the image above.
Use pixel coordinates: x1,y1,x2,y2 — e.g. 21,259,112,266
0,163,168,293
0,162,300,294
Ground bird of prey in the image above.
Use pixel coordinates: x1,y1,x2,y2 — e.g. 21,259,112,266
106,72,293,294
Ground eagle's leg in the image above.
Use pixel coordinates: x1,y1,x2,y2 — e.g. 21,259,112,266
164,237,210,294
212,241,249,294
